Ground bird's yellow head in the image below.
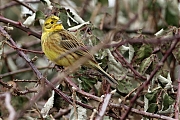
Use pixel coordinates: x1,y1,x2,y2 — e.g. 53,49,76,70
42,15,64,32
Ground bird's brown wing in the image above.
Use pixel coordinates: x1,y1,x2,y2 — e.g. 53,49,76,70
59,30,94,59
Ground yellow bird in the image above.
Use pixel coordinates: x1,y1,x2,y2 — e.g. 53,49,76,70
41,15,118,85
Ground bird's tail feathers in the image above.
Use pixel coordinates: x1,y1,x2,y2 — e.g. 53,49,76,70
95,65,118,85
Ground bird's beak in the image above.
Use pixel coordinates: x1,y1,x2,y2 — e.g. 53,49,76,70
57,20,62,24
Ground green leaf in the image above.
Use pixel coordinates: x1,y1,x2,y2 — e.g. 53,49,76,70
77,70,97,92
12,96,29,110
53,2,62,9
120,44,135,63
162,93,174,111
146,103,158,113
98,0,108,5
117,79,134,94
135,44,152,63
165,1,179,26
139,54,155,74
35,11,45,19
54,84,70,109
57,8,69,29
158,73,172,89
145,90,158,103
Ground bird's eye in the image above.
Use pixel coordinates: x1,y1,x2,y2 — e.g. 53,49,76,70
50,21,54,24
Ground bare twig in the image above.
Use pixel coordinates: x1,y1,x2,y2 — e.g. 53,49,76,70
13,0,36,13
5,41,43,54
0,79,37,95
109,33,180,48
0,0,40,10
0,16,41,38
113,49,146,80
64,77,101,102
79,0,89,17
112,0,119,26
0,66,53,78
54,107,71,118
111,103,176,120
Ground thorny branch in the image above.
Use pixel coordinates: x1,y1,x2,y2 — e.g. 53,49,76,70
0,0,40,10
0,79,37,95
0,66,53,78
112,49,146,80
0,16,41,38
13,0,36,13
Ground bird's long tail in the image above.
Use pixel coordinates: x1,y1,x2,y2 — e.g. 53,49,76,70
95,64,118,85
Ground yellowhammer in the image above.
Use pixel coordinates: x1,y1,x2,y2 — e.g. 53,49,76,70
41,15,118,85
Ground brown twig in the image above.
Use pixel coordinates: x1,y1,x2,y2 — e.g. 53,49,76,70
104,26,155,35
13,0,36,13
112,0,119,26
79,0,89,17
54,107,71,118
0,66,53,78
4,40,41,56
64,77,101,102
0,79,37,95
0,0,40,11
0,16,41,38
111,103,176,120
5,41,43,54
107,33,180,49
113,49,146,80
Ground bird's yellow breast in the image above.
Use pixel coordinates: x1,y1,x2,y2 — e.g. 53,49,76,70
41,32,79,67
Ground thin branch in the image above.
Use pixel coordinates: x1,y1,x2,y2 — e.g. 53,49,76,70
5,41,43,54
4,40,41,56
0,79,37,95
109,33,180,48
64,77,101,102
79,0,89,17
0,66,53,78
112,50,146,80
0,0,40,11
111,103,176,120
13,0,36,13
0,16,41,38
112,0,119,26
